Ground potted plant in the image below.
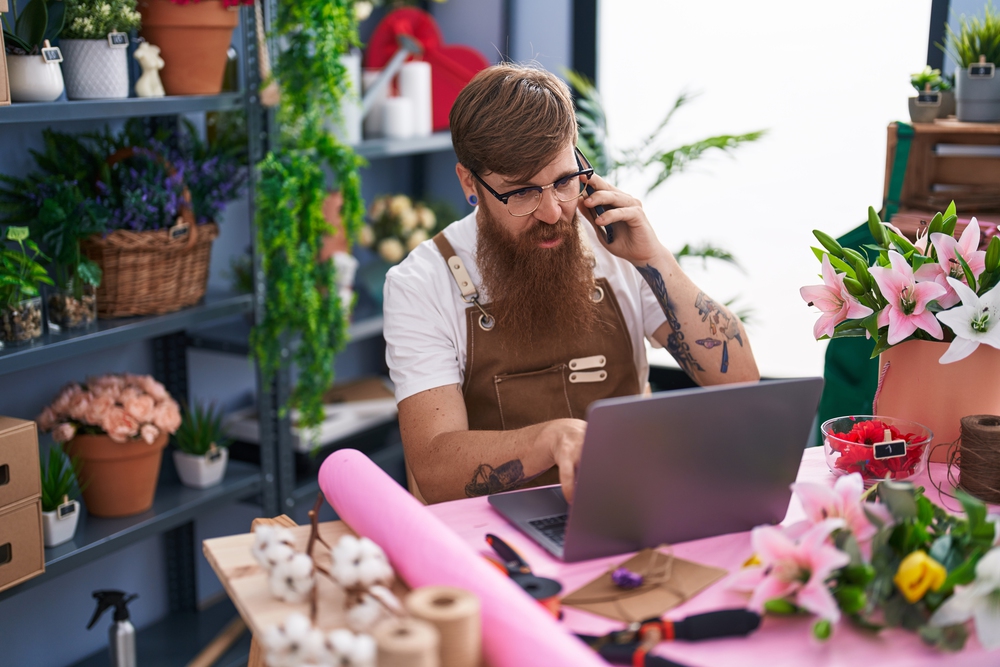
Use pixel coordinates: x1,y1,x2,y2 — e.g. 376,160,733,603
0,225,52,346
908,66,950,122
940,3,1000,122
35,373,182,517
800,202,1000,460
172,402,230,488
1,0,66,102
38,444,85,547
59,0,141,100
137,0,250,96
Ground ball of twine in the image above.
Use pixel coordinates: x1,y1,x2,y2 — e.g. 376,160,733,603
958,415,1000,504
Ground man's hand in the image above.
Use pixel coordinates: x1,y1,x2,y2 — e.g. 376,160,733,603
536,418,587,502
577,173,666,267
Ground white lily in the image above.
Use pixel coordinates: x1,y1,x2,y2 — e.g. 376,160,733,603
936,279,1000,364
930,548,1000,650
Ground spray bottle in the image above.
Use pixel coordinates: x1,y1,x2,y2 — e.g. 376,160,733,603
87,590,138,667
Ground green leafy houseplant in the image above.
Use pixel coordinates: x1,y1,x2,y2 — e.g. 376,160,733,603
1,0,64,55
910,66,953,92
61,0,141,40
40,444,86,513
174,402,231,456
940,2,1000,67
250,0,366,430
0,226,52,343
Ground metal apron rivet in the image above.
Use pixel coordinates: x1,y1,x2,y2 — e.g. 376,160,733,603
592,285,604,303
479,314,495,331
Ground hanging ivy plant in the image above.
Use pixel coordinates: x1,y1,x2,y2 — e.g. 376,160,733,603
251,0,366,429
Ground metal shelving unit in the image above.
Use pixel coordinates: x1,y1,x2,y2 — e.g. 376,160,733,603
0,93,244,125
354,131,453,159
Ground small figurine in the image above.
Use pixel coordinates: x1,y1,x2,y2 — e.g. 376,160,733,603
133,42,164,98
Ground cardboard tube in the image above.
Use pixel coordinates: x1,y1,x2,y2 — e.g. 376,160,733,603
373,617,440,667
405,586,480,667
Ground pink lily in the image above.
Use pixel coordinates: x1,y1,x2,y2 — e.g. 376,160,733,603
914,217,987,309
792,473,889,541
800,255,873,339
869,251,947,345
729,519,850,621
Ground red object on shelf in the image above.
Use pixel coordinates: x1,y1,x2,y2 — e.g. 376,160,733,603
364,7,490,132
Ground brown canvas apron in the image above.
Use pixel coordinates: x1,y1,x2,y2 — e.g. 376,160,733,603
405,231,641,502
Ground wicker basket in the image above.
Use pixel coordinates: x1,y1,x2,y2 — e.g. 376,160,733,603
82,148,219,318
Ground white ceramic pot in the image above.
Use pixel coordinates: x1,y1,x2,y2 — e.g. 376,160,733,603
173,448,228,489
42,500,80,548
60,39,130,100
6,54,65,102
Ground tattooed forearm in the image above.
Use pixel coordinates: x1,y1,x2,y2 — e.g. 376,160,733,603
694,292,745,373
636,264,704,377
465,459,528,497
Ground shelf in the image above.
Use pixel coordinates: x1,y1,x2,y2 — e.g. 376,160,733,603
0,459,262,602
0,93,245,125
70,596,251,667
354,131,453,159
0,291,252,377
188,309,383,356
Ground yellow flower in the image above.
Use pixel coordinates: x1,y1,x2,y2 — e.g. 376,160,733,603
378,238,405,264
357,225,375,248
894,550,946,603
388,194,412,218
406,228,428,252
415,204,436,230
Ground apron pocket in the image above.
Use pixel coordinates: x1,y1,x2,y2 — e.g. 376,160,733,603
494,364,572,430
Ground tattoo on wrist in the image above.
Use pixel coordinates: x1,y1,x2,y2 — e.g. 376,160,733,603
636,264,703,377
694,292,744,373
466,459,527,497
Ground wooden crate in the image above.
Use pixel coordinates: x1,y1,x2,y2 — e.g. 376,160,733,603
884,120,1000,217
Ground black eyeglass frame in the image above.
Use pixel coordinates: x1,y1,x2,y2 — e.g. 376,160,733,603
468,147,595,216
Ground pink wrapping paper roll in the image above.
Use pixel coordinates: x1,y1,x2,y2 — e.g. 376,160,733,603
319,449,607,667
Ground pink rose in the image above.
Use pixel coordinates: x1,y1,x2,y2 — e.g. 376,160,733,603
102,407,139,442
52,422,77,443
36,407,56,433
84,394,116,429
51,384,81,418
152,399,182,434
140,424,160,445
89,375,126,392
67,392,93,423
139,376,169,401
123,394,156,424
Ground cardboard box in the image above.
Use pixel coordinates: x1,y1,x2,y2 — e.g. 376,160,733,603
0,498,45,593
0,417,42,510
0,0,8,13
0,29,9,107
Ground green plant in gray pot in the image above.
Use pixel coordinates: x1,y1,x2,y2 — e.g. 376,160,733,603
39,444,86,547
909,66,953,120
940,2,1000,122
172,402,231,489
1,0,66,102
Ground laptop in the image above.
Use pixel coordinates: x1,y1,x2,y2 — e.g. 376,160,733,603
488,377,824,562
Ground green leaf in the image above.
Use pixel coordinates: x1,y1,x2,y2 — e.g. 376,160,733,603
888,231,916,256
986,236,1000,273
14,0,47,50
955,252,977,292
763,598,799,615
879,481,919,520
76,258,102,287
6,226,29,242
927,212,944,236
44,0,65,42
828,254,855,276
928,534,953,564
945,200,957,219
942,214,958,237
871,331,892,358
811,246,827,263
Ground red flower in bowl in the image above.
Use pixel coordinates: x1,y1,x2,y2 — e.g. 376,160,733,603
822,416,932,484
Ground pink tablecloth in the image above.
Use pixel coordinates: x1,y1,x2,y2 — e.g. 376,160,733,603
425,447,996,667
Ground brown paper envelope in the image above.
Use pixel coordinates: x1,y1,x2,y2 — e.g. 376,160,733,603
561,549,728,622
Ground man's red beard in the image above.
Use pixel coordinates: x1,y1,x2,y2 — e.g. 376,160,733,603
475,203,601,351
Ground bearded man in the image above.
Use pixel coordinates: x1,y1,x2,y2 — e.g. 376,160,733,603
383,64,759,504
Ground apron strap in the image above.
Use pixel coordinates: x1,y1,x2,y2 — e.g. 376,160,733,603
433,232,479,302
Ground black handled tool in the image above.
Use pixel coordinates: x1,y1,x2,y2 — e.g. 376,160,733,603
585,184,615,244
486,533,563,616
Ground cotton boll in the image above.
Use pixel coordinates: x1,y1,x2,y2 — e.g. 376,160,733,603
331,535,363,587
269,553,315,603
252,526,297,570
346,594,388,633
264,613,317,667
263,543,296,571
348,634,376,667
356,537,393,587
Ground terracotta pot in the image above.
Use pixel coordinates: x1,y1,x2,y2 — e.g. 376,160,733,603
138,0,239,96
875,339,1000,462
64,432,169,517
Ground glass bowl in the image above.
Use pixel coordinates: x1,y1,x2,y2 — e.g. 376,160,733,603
821,415,933,487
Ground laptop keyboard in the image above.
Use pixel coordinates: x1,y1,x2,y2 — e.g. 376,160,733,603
529,514,568,547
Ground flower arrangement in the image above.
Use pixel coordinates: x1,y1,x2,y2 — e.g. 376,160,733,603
731,474,1000,651
801,203,1000,363
62,0,141,40
357,194,439,264
37,374,182,444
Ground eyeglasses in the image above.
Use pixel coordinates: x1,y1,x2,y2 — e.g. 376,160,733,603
469,147,595,217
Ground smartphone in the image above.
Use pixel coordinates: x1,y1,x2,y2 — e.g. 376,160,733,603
585,184,615,243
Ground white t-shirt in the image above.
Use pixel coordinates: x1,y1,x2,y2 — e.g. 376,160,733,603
383,211,669,403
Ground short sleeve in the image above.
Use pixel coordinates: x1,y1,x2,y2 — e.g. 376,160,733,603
383,269,464,403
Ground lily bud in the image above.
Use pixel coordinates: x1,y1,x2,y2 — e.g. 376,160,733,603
843,277,867,297
813,230,845,258
927,212,944,236
986,236,1000,273
868,207,888,246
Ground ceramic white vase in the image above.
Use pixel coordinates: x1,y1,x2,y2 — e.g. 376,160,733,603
173,448,228,489
60,39,130,100
6,54,64,102
42,500,80,548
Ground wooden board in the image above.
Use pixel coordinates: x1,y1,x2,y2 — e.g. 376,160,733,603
0,29,10,107
203,520,412,639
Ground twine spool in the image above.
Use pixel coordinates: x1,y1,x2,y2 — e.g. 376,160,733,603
958,415,1000,503
405,586,481,667
373,617,440,667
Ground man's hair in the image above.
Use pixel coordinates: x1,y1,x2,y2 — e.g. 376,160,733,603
450,63,578,183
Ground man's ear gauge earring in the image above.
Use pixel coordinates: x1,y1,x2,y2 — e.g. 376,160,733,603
467,194,478,206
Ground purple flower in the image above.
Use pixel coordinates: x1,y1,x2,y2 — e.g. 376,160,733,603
611,567,644,589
